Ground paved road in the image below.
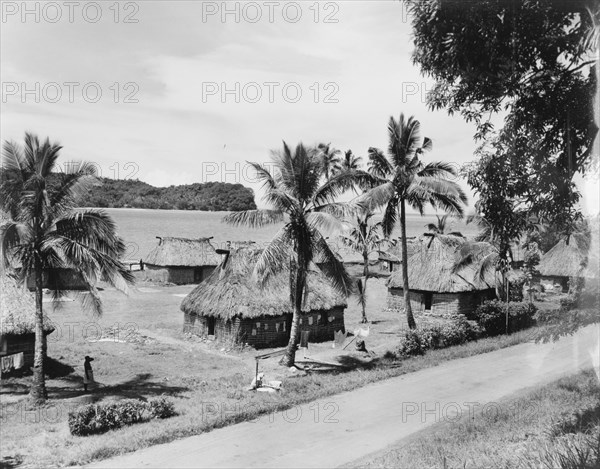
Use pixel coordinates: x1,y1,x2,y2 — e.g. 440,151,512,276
88,326,599,468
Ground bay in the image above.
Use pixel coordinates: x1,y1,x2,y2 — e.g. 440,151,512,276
102,208,479,261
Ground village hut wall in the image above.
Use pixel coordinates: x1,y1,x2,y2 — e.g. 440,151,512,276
387,288,494,316
183,307,345,349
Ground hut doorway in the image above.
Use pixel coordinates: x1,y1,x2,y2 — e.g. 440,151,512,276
207,317,216,336
424,292,433,311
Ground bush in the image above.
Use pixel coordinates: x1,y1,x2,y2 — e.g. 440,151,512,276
397,329,426,357
397,318,478,357
148,396,176,419
475,300,537,336
68,397,176,436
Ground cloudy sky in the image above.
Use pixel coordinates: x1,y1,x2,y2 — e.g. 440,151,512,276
1,1,598,214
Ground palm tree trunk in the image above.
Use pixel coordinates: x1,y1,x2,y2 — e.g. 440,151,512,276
400,199,416,329
29,258,47,404
361,250,369,323
281,260,306,367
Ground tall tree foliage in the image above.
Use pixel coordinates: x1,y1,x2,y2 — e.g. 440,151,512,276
224,142,362,366
0,133,134,404
360,114,467,329
340,210,384,323
407,0,598,232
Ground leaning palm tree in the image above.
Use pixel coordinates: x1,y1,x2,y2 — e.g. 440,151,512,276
224,142,357,366
317,143,342,181
340,210,384,323
0,133,134,404
360,114,467,329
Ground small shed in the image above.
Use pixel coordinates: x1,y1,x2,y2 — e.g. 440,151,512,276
387,236,497,316
378,237,419,272
144,237,220,285
180,246,347,348
1,274,54,374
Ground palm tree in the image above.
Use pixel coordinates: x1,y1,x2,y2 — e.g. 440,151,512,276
223,142,357,366
317,143,342,181
0,133,134,404
359,114,467,329
425,214,449,234
337,150,363,173
340,209,384,323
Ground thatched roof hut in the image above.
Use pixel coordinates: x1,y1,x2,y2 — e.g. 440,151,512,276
1,273,54,372
379,237,420,267
180,246,347,347
143,237,220,284
537,238,589,279
145,237,220,267
1,274,53,336
181,246,346,320
387,236,497,293
386,236,497,316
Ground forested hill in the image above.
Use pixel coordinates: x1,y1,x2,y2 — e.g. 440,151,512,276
69,177,257,211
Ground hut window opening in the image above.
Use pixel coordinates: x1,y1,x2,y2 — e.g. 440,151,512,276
424,293,433,311
275,323,280,332
283,322,286,332
264,323,268,330
207,317,216,336
308,316,313,326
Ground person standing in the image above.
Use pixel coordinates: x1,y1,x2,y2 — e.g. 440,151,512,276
83,356,94,392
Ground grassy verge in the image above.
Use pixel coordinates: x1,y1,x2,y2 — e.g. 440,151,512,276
348,368,600,469
1,325,544,468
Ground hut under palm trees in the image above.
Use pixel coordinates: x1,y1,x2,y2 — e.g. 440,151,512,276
537,236,596,292
379,237,420,272
387,236,497,316
180,246,347,348
1,274,54,374
144,237,220,285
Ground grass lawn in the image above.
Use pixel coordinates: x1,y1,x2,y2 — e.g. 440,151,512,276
0,278,560,468
348,368,600,469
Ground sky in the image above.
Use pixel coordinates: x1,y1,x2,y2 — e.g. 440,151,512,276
1,0,598,215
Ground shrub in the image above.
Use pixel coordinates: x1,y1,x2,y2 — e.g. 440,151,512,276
148,396,176,419
397,330,426,357
397,318,478,357
475,300,537,336
68,397,176,436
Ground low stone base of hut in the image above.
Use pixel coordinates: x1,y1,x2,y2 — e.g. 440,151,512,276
183,307,346,349
144,265,215,285
387,288,496,318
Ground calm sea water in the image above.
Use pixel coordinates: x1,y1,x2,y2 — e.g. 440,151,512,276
104,208,479,261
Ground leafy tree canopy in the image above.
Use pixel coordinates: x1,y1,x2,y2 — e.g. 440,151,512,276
407,0,598,232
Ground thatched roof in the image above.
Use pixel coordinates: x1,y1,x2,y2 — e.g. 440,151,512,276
1,274,53,336
537,237,591,278
379,238,420,263
180,246,347,320
387,236,497,293
144,237,220,267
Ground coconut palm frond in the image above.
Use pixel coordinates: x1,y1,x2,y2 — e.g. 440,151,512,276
306,211,347,235
418,161,457,179
367,147,393,179
358,182,395,213
313,231,353,297
254,225,294,286
380,196,398,238
408,177,467,216
222,209,285,228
